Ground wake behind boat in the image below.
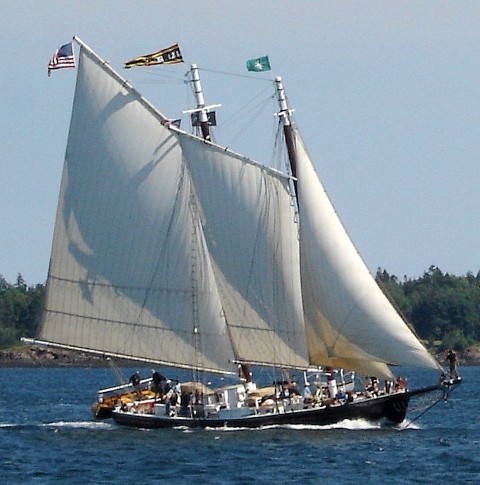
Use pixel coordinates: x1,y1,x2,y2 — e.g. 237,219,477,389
24,37,460,429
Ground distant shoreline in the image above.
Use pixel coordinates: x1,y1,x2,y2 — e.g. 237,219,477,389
1,344,479,368
0,346,134,368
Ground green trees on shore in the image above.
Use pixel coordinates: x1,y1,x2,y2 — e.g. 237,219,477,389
376,265,480,351
0,274,44,348
1,266,479,350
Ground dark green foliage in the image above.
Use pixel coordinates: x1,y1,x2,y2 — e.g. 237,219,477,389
1,266,479,351
376,265,480,351
0,274,44,348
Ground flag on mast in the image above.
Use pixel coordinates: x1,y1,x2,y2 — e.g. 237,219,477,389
48,42,75,76
124,43,183,68
246,55,271,72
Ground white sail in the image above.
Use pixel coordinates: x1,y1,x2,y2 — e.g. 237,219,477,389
180,136,308,369
295,133,441,378
38,42,236,374
37,38,442,383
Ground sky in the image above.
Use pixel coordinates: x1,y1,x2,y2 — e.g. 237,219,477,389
2,1,480,285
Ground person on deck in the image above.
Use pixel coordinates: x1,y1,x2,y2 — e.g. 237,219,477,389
303,383,313,404
445,349,458,378
129,371,141,397
163,379,173,400
395,376,407,391
151,370,165,398
288,379,301,397
365,377,379,397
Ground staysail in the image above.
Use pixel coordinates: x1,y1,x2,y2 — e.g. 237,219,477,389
294,132,442,378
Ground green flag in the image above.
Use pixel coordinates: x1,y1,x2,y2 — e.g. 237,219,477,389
246,55,271,72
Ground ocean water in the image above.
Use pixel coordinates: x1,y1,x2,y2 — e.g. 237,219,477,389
0,366,478,484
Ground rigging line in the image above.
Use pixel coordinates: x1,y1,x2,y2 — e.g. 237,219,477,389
133,79,185,85
189,179,205,383
222,96,273,154
129,70,186,85
399,395,444,431
44,309,186,333
242,174,268,319
221,87,274,129
131,68,186,80
198,67,273,82
48,274,162,292
223,94,276,150
130,162,189,348
106,357,128,385
400,384,460,431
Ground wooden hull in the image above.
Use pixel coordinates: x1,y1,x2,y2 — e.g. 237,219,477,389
111,385,441,429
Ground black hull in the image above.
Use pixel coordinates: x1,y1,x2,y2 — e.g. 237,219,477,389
111,386,440,429
93,406,113,420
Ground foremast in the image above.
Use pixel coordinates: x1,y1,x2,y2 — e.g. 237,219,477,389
183,64,220,141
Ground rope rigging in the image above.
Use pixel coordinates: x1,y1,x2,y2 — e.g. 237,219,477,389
400,380,460,431
135,65,282,165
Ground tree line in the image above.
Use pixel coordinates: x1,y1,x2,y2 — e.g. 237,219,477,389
0,274,44,348
375,265,480,351
1,266,479,350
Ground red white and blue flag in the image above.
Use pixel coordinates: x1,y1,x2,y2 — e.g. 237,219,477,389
48,42,75,76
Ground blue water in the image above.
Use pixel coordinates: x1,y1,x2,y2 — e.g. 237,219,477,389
0,366,478,484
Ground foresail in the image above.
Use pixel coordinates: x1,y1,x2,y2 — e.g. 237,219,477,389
180,137,309,369
38,40,236,374
295,133,441,378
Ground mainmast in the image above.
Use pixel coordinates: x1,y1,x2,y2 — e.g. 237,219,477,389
183,64,220,141
275,77,297,181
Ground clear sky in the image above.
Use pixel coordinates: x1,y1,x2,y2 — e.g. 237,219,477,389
2,1,480,285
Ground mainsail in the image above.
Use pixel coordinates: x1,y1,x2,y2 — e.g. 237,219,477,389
39,41,236,373
37,37,441,381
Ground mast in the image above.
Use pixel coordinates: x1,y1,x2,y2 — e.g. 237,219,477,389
275,77,297,182
183,64,220,141
190,177,202,385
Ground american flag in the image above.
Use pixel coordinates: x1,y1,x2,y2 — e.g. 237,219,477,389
48,42,75,76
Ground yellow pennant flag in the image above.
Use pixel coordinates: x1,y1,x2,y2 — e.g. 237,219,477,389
124,43,183,68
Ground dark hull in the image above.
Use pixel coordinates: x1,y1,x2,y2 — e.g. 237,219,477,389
111,385,441,429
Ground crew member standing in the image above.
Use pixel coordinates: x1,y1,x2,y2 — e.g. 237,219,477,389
445,349,458,378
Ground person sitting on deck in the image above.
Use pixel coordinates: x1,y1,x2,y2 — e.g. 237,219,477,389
336,388,347,404
288,379,301,397
395,376,407,391
302,383,313,405
365,377,379,397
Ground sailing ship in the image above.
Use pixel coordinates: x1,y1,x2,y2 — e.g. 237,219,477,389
25,37,460,429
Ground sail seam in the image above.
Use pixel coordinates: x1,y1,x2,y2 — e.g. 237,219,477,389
47,275,186,293
43,309,188,334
